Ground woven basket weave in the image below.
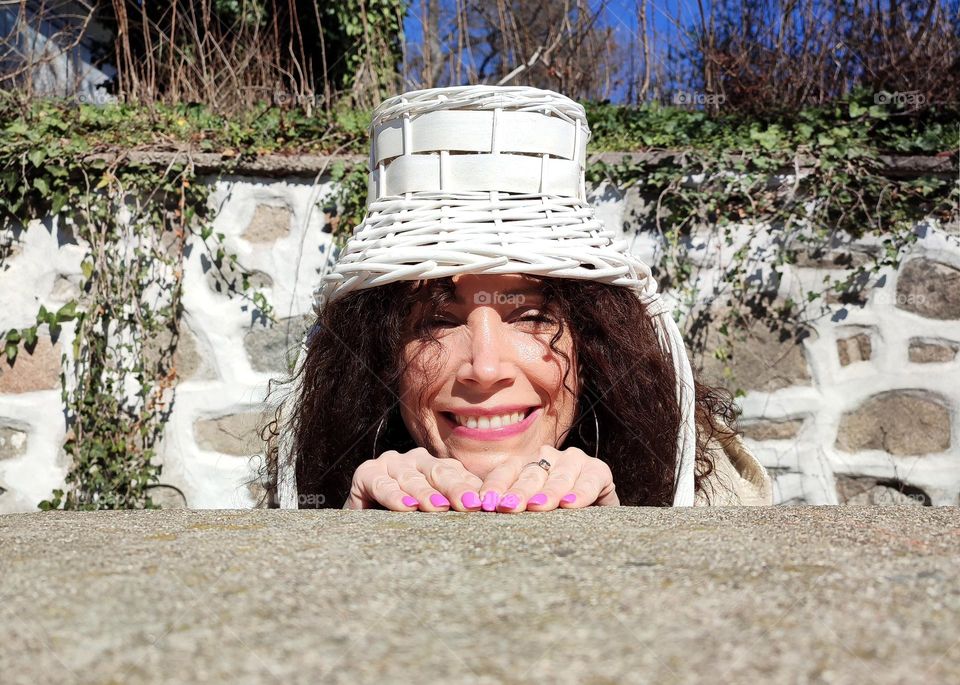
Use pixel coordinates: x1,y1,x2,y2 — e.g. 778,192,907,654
279,85,697,508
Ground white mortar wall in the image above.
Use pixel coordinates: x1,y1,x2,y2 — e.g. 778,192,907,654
0,173,957,511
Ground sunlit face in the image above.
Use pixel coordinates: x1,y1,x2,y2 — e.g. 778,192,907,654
398,273,580,479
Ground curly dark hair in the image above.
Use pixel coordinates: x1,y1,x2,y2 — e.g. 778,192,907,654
261,275,740,508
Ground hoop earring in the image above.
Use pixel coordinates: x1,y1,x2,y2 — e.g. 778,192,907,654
576,402,601,459
592,407,600,459
372,415,387,460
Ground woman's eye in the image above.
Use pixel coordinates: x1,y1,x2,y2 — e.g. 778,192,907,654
516,313,556,325
429,315,459,328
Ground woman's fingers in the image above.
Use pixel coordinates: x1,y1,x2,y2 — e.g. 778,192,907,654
559,458,619,508
348,460,420,511
413,451,484,511
390,450,480,511
477,461,523,512
496,461,550,512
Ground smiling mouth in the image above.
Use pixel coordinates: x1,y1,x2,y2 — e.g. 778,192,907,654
441,407,537,430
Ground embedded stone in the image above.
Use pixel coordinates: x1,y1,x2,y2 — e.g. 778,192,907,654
194,411,272,456
241,204,292,243
50,274,81,302
908,339,958,363
244,315,313,374
0,336,61,393
793,248,877,270
835,476,929,506
143,323,214,382
740,419,804,441
0,426,28,459
895,258,960,319
148,485,188,509
837,332,872,366
835,391,951,455
202,253,273,296
695,309,814,392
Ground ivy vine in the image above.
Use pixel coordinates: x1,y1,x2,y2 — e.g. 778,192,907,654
1,98,274,509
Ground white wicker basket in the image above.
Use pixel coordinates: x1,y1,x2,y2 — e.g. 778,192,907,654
281,85,697,508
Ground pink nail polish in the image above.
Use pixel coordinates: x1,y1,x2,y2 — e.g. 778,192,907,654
500,494,520,510
461,491,481,508
429,493,450,507
481,491,499,511
401,496,418,507
528,492,548,506
561,493,577,504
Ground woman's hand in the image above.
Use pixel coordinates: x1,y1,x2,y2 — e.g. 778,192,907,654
478,445,620,513
343,447,485,512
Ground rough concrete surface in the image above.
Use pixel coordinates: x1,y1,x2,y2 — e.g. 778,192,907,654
1,506,958,685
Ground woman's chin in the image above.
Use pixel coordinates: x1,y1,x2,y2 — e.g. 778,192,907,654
442,437,547,478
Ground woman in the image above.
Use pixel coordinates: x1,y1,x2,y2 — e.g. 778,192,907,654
266,85,772,511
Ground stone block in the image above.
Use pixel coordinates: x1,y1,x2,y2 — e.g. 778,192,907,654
143,323,215,382
836,332,872,366
244,315,313,374
148,485,188,509
895,258,960,319
0,336,61,393
740,419,804,441
793,248,877,270
201,253,273,296
835,476,929,506
0,426,28,459
241,204,292,243
694,309,814,392
908,338,958,363
836,390,951,455
194,411,271,456
50,274,81,302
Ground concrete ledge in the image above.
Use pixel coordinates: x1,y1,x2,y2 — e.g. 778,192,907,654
1,506,958,684
78,149,956,178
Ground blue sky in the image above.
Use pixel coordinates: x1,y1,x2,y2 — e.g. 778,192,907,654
400,0,700,101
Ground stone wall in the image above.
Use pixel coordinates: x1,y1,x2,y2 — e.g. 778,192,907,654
1,162,958,510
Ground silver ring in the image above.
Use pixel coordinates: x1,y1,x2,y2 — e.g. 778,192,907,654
522,458,552,473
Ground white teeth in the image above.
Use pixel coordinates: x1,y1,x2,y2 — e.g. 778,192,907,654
452,410,530,429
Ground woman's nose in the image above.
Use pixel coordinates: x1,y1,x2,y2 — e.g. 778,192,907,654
456,310,515,387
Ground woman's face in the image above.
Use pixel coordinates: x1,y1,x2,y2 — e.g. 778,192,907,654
399,273,580,479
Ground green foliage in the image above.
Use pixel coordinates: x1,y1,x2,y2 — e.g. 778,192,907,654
585,87,960,154
1,96,274,510
586,88,959,391
318,0,406,104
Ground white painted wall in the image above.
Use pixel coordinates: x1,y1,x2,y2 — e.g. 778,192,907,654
1,173,957,511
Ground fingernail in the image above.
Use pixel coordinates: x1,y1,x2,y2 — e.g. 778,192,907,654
528,492,548,506
401,496,419,507
461,491,481,508
561,493,577,504
481,491,500,511
430,493,450,507
499,494,520,510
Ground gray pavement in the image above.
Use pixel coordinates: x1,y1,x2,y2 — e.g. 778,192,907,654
1,506,958,684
